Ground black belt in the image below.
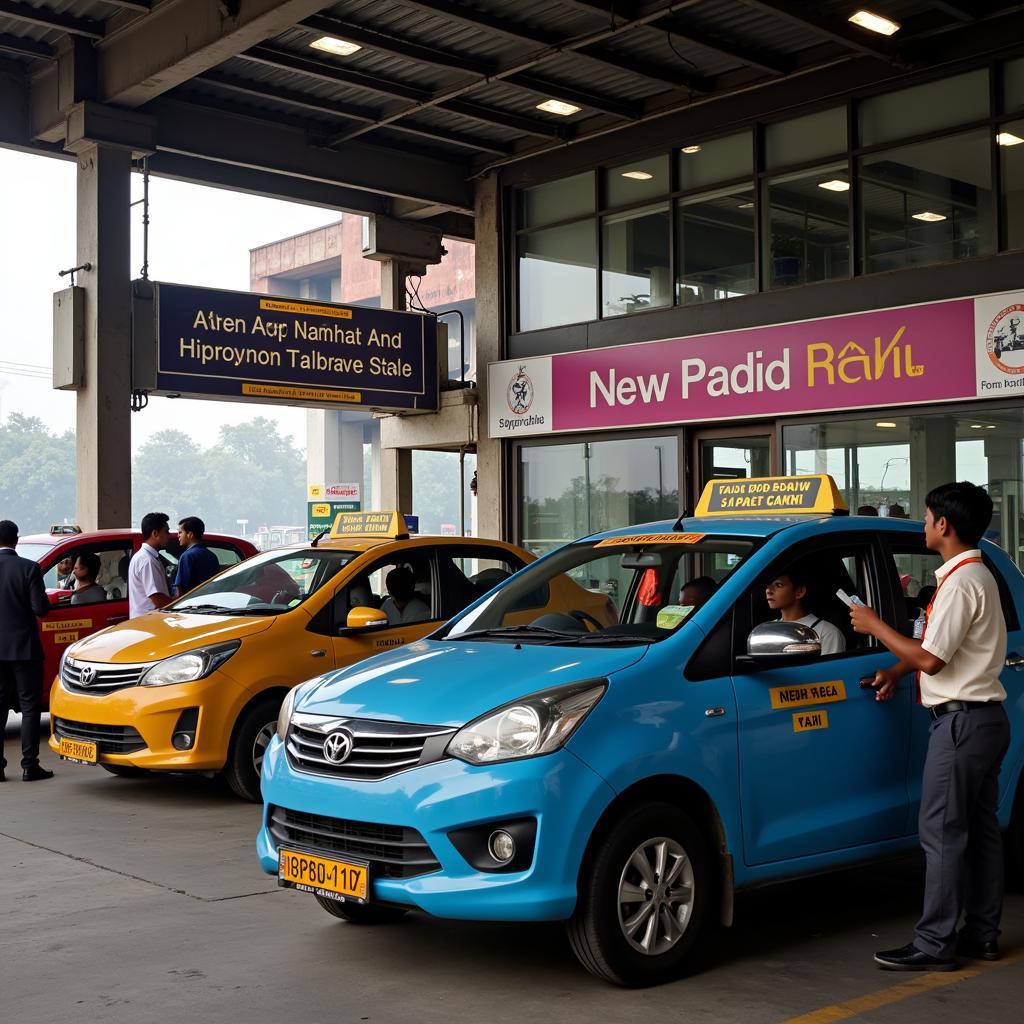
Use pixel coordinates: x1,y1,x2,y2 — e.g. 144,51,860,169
928,700,994,720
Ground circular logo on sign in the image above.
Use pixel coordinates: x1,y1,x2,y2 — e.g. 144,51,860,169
79,665,96,686
507,366,534,415
322,730,353,765
986,303,1024,375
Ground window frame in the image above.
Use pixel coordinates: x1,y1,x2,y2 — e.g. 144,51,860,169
43,540,135,605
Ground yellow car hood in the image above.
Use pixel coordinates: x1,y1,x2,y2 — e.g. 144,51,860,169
69,611,280,664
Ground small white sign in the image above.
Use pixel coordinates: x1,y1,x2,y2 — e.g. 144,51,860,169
487,356,553,438
975,290,1024,400
325,482,361,500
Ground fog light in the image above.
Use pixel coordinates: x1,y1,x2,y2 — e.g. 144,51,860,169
172,732,193,750
488,830,516,864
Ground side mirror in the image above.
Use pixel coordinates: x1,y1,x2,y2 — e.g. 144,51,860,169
747,620,821,659
345,606,389,631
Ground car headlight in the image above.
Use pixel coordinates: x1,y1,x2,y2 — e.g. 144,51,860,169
277,685,299,742
447,680,607,765
140,641,240,687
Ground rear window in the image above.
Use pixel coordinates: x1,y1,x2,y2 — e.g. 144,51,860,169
16,543,55,562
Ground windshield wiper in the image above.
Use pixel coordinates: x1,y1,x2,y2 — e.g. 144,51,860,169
175,603,240,615
553,632,654,646
449,625,586,642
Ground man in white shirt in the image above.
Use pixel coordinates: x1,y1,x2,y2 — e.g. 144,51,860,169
128,512,172,618
764,568,846,655
851,482,1010,972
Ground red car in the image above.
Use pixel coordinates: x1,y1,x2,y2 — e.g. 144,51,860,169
16,526,258,706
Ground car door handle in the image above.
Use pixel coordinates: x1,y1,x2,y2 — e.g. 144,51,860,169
1006,652,1024,670
705,707,726,718
310,649,327,658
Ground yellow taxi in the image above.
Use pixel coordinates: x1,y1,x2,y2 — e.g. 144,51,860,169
49,512,614,800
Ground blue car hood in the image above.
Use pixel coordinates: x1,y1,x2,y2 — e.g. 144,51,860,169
297,638,649,727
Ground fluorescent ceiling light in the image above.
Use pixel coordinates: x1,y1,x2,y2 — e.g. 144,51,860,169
621,170,654,180
737,201,754,209
970,424,985,429
913,211,946,222
849,10,901,36
818,179,850,192
876,421,897,428
537,99,581,116
310,36,362,56
681,145,702,154
986,424,997,429
997,132,1024,147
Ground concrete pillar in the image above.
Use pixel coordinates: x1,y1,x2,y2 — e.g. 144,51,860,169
306,409,364,495
473,173,505,541
75,144,132,529
378,257,413,513
985,435,1020,561
909,416,957,518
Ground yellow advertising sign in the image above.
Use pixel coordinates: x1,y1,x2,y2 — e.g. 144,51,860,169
259,298,354,320
308,484,325,500
311,503,331,517
53,631,80,645
695,475,847,516
793,710,830,733
241,383,362,404
330,510,408,540
770,680,846,710
595,533,706,547
42,619,92,632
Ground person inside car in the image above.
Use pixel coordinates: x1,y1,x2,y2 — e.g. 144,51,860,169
679,575,717,612
763,566,846,655
380,566,431,626
70,552,107,605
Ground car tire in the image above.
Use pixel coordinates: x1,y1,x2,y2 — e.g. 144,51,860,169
566,801,712,987
314,894,408,924
101,764,149,778
223,698,281,802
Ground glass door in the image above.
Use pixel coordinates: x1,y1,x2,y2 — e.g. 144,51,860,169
693,426,775,506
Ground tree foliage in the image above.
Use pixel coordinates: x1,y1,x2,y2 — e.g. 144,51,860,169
0,414,76,533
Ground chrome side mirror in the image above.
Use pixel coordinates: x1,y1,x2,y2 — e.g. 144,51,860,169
747,620,821,659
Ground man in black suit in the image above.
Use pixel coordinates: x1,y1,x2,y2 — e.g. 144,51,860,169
0,519,53,781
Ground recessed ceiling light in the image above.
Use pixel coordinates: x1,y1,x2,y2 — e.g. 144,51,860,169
849,10,901,36
986,424,997,429
818,179,850,192
970,424,985,429
876,421,897,428
310,36,362,56
537,99,581,116
997,132,1024,147
681,145,702,154
913,211,946,222
621,170,654,180
737,201,754,209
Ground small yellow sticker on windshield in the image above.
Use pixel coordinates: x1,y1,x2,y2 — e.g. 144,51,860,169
770,680,846,710
595,533,705,547
793,710,829,732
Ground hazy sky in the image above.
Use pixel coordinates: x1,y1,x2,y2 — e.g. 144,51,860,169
0,147,344,451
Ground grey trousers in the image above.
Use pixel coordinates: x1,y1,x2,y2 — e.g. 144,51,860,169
915,702,1011,958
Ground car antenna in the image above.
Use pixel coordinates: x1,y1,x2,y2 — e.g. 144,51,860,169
310,530,328,547
671,508,692,531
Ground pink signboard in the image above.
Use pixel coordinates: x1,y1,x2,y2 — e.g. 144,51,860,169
552,299,975,431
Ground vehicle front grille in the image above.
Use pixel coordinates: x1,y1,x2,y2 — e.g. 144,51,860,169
286,712,456,781
62,657,149,694
53,718,146,754
268,806,440,879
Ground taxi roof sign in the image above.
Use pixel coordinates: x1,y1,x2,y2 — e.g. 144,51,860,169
330,509,410,540
695,475,848,517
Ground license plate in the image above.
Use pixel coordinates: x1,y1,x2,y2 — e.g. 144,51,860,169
278,848,369,903
58,737,98,765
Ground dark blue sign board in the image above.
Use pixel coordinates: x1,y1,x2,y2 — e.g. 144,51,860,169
132,281,438,412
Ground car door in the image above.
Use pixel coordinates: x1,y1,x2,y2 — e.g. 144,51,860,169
37,538,135,698
328,548,443,666
887,538,1024,831
730,534,912,865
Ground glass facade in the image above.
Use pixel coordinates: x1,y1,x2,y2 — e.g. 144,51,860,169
518,437,679,558
514,59,1023,332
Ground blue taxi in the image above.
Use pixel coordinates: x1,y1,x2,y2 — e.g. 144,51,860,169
257,475,1024,986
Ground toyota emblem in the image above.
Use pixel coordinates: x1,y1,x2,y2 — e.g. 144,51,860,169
323,730,353,765
79,665,96,686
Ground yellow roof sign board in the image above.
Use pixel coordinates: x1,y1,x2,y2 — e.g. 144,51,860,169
330,510,409,540
695,475,847,517
595,533,706,547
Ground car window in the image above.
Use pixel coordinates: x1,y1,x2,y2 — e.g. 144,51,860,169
208,542,245,567
335,551,436,629
741,539,878,660
41,542,134,604
437,546,527,619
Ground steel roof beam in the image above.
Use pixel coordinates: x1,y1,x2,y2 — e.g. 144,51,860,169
0,0,103,39
0,32,53,59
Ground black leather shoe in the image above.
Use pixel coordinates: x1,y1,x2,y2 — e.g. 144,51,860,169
956,935,1000,961
874,943,956,971
22,765,54,782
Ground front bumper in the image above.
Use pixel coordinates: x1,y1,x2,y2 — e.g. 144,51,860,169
257,736,616,921
48,670,249,771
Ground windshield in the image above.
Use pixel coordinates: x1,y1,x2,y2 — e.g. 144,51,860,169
442,534,757,646
171,548,355,616
17,543,56,564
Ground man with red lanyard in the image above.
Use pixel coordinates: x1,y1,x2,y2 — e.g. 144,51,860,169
850,481,1010,971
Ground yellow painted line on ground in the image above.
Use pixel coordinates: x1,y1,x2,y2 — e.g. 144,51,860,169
781,948,1024,1024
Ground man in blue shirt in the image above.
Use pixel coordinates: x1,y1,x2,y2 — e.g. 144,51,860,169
174,517,221,597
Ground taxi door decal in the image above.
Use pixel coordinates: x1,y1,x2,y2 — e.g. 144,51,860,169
792,710,829,732
769,680,846,710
